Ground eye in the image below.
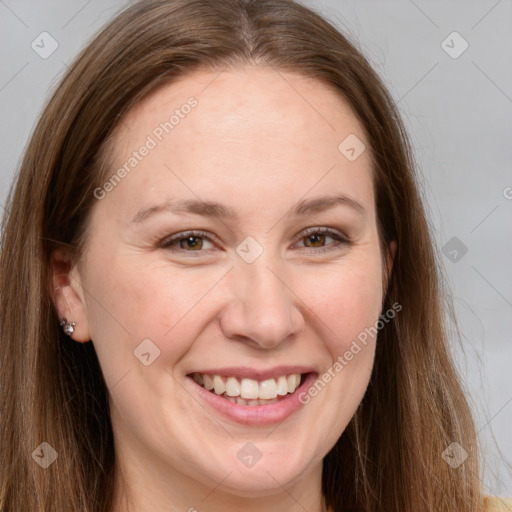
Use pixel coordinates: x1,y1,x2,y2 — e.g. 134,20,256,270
162,231,215,252
294,228,349,252
161,227,350,256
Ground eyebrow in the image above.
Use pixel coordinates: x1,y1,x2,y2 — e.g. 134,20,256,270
131,194,366,224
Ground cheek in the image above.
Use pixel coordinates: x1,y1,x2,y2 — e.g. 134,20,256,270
299,255,384,355
81,253,229,382
290,254,384,446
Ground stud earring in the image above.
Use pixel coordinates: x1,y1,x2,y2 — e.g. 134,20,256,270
60,318,76,336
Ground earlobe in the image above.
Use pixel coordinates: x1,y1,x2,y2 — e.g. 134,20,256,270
49,248,91,343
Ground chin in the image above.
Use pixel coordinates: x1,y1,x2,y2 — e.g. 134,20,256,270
197,446,315,497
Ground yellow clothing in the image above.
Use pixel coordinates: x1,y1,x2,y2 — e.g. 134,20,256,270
485,496,512,511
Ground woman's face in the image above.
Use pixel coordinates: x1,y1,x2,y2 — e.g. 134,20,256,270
60,66,393,503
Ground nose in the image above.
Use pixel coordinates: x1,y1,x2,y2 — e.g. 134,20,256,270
218,259,305,349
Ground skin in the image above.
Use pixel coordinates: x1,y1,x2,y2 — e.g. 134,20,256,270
51,66,395,512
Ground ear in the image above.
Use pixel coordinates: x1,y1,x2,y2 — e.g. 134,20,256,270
49,248,91,343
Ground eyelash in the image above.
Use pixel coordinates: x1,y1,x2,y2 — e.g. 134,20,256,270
160,227,351,256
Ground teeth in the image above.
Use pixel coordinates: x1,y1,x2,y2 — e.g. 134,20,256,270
225,377,240,397
225,394,280,406
276,375,288,396
203,374,214,391
287,374,300,393
259,378,277,399
193,372,304,402
240,378,259,399
213,375,226,395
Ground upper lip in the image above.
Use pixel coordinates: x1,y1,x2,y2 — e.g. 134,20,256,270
187,365,317,381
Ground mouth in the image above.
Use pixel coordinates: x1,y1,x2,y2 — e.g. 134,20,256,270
189,372,307,407
185,368,317,425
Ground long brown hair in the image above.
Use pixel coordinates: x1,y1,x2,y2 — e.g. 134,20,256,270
0,0,483,510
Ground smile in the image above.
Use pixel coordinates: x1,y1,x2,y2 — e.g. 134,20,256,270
186,368,318,425
191,372,303,406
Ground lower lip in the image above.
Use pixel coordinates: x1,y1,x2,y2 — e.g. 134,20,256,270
186,373,318,426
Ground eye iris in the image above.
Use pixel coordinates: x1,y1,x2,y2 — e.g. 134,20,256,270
304,233,326,247
180,236,203,250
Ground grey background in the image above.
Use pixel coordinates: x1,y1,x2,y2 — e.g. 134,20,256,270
1,0,511,497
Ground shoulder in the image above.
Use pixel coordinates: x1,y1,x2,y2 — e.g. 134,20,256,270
484,496,512,511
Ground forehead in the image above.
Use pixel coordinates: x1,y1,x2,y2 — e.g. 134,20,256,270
102,65,374,222
118,65,364,152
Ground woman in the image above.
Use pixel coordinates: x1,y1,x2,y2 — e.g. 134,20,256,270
0,0,509,510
